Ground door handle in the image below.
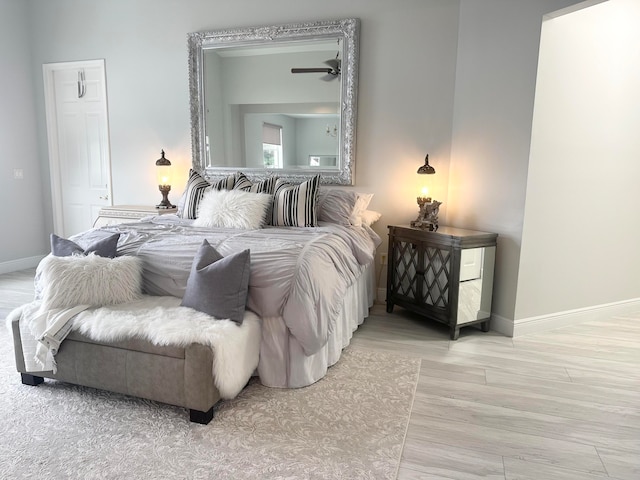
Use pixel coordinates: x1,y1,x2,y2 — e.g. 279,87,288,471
77,70,86,98
99,194,109,200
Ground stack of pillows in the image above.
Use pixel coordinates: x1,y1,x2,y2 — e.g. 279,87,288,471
177,169,381,230
40,233,249,324
39,233,142,311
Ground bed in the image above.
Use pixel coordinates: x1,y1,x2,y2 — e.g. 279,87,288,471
33,173,382,389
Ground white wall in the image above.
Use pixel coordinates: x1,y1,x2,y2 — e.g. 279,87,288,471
515,0,640,320
295,117,339,164
0,0,47,270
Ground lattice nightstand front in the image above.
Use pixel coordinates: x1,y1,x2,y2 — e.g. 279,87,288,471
386,225,498,340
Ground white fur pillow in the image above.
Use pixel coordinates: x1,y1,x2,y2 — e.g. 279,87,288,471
350,193,374,227
38,254,142,310
360,209,382,227
193,188,271,229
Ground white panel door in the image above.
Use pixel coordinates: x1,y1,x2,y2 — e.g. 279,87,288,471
44,60,112,237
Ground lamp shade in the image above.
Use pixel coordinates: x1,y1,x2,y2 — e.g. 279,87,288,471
156,150,171,186
417,154,435,175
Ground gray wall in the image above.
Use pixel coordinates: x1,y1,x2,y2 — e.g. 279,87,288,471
7,0,634,334
446,0,580,324
0,0,47,270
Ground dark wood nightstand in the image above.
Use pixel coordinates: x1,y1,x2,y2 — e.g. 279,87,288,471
386,225,498,340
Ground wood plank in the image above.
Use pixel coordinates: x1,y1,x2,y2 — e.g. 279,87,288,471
398,441,505,479
504,457,628,480
405,414,606,474
485,369,640,410
413,391,640,452
414,375,640,427
596,445,640,479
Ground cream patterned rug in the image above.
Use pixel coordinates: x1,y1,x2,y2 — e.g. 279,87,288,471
0,326,419,479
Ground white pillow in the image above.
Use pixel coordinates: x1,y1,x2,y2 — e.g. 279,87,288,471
193,188,271,229
39,254,142,310
360,209,382,227
317,189,359,226
350,193,374,227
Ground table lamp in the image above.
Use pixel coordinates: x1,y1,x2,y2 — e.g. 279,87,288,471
410,154,441,231
155,150,175,209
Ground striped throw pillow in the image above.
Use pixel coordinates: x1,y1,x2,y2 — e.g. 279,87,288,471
233,173,278,194
180,169,210,219
272,175,320,227
210,173,237,191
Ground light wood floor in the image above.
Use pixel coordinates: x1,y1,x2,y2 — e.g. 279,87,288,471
2,269,638,479
353,306,640,480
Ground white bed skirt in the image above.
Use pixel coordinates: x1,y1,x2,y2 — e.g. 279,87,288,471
258,261,375,388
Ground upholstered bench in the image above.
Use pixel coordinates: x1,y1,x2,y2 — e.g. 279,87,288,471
7,297,261,425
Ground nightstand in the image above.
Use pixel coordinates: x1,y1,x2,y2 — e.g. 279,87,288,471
93,205,178,228
386,225,498,340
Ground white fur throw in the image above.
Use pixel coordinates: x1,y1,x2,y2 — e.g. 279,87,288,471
38,254,142,311
9,296,261,400
193,188,271,230
72,296,260,398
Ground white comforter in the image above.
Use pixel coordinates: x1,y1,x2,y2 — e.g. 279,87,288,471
36,216,380,361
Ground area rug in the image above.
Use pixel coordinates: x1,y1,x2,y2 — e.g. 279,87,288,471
0,325,419,479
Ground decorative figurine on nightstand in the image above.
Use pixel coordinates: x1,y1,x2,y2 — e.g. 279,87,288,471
410,154,441,231
411,198,442,231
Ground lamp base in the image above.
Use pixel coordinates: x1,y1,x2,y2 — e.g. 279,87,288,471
412,197,442,231
157,185,175,209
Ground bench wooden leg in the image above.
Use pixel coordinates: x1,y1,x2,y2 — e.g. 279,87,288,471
21,374,44,386
189,407,214,424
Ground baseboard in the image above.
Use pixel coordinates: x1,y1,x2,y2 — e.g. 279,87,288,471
511,298,640,337
376,289,640,338
0,255,45,275
489,314,514,337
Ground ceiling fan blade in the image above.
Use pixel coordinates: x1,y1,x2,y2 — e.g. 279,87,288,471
321,73,339,81
324,58,341,70
291,68,333,74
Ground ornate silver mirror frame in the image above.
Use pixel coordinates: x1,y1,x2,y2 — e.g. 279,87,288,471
188,18,360,185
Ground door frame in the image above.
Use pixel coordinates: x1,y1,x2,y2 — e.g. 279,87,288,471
43,59,113,235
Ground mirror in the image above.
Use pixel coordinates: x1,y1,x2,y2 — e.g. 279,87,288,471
457,247,496,325
188,18,360,185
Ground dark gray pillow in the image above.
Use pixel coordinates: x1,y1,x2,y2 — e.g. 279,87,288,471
181,239,251,324
51,233,120,258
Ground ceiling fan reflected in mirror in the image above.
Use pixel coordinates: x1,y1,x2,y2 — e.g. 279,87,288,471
291,56,341,81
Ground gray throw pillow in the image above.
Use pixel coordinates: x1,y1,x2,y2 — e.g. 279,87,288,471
51,233,120,258
181,239,251,324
